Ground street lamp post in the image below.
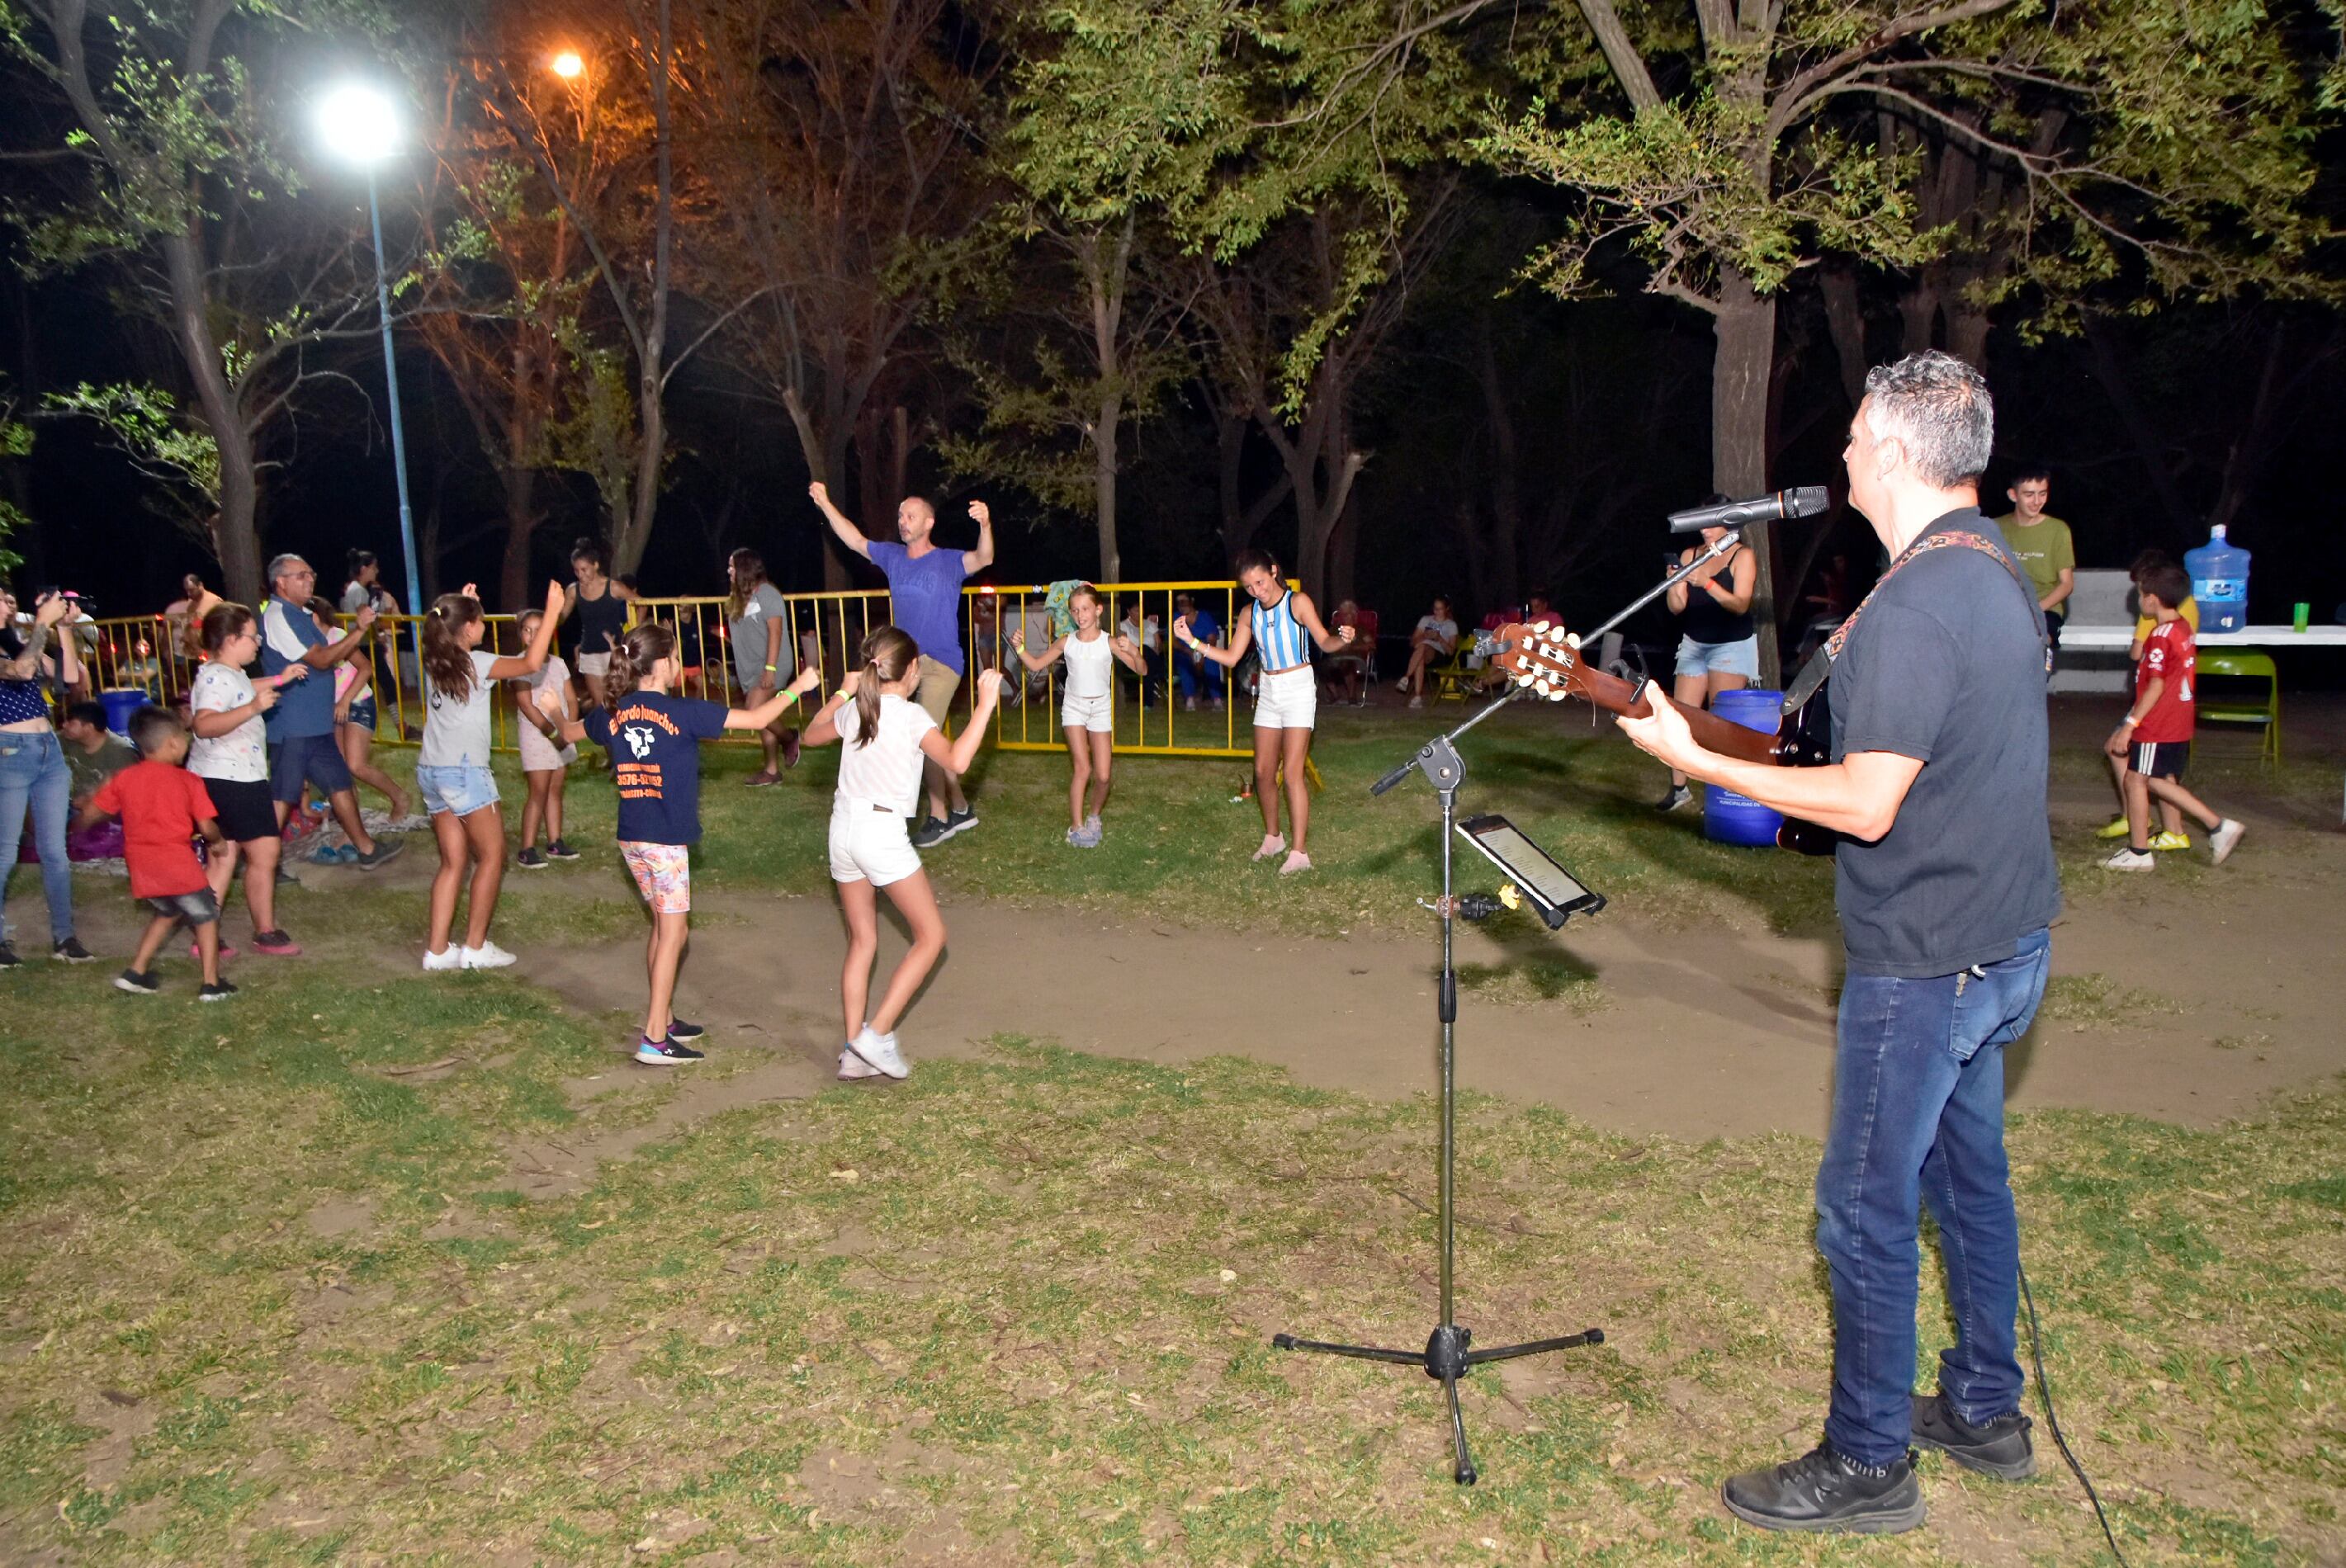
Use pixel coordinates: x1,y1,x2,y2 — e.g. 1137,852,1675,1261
316,83,423,616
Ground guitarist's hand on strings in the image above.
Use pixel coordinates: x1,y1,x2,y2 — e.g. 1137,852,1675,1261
1615,680,1707,778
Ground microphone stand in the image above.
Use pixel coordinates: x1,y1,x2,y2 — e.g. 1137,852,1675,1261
1285,530,1743,1485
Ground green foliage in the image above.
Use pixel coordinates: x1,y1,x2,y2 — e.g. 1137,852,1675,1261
45,380,222,549
542,324,641,532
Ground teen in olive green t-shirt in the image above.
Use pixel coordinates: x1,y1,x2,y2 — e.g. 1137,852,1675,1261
1994,470,2073,644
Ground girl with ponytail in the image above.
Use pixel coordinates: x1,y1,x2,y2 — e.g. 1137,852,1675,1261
417,579,566,974
797,626,1005,1081
556,621,823,1064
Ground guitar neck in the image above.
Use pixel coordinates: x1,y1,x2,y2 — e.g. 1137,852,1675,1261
1573,665,1783,766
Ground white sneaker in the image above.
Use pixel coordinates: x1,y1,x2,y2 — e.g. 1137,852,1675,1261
2102,848,2156,871
1279,849,1313,876
838,1044,882,1080
846,1025,909,1080
1251,834,1286,862
2209,818,2245,865
422,946,462,972
461,941,518,970
1407,694,1425,709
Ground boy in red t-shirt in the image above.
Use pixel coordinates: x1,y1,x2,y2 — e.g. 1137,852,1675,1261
2102,563,2244,871
78,707,234,998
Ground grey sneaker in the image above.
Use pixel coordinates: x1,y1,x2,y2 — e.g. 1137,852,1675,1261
352,839,406,872
1720,1445,1925,1535
910,816,952,849
941,806,978,839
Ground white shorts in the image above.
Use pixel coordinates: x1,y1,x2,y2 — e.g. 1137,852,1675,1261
1060,692,1114,734
575,652,612,678
1252,664,1317,731
828,799,923,888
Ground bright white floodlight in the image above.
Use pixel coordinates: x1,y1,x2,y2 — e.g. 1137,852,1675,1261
315,82,402,166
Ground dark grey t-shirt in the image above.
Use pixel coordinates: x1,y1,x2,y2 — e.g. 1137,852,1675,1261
1830,508,2060,978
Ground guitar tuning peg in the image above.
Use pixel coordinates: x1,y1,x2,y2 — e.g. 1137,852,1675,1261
1547,686,1568,701
1564,632,1582,651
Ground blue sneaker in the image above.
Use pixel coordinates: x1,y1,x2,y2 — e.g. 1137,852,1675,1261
635,1037,705,1065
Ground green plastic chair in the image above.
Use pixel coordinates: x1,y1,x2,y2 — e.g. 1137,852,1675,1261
2195,649,2281,763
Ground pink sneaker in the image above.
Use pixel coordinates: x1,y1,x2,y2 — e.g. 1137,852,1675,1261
250,929,303,956
192,939,239,961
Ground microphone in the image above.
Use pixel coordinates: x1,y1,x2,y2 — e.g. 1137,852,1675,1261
1668,486,1830,533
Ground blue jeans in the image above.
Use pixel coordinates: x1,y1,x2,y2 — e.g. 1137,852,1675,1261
0,729,76,946
1817,928,2050,1466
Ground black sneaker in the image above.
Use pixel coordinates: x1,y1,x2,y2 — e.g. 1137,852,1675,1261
634,1037,705,1065
0,942,18,969
941,806,979,838
910,816,952,849
1720,1445,1925,1534
352,840,406,872
516,848,550,870
114,968,160,995
666,1017,706,1041
545,838,580,862
53,936,95,964
1910,1391,2035,1481
198,980,238,1003
1654,784,1694,814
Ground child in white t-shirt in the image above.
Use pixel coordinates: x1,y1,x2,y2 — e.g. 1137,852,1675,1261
1009,584,1148,848
508,607,579,869
415,581,564,971
798,626,1003,1081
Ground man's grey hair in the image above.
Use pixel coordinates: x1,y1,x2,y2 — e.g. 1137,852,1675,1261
266,553,311,583
1861,351,1994,489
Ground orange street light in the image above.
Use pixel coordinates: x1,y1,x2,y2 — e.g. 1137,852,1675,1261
550,50,584,79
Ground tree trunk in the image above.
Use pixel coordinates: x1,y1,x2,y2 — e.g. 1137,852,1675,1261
162,231,260,594
1473,311,1523,608
1817,266,1869,412
1094,390,1122,582
497,464,540,612
614,0,675,580
2082,313,2198,538
1713,267,1780,687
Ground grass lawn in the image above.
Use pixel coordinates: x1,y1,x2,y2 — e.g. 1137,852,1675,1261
1,961,2338,1563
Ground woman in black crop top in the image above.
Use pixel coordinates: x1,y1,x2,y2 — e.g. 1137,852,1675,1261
1655,514,1759,813
560,540,629,714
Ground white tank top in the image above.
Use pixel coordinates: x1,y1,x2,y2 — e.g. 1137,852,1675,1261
1061,631,1114,699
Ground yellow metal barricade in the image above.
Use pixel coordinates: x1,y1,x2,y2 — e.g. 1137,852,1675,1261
971,580,1263,759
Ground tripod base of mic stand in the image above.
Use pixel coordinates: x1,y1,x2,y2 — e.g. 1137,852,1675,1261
1272,1322,1605,1485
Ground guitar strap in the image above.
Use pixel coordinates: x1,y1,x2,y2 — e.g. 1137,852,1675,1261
1781,528,2051,717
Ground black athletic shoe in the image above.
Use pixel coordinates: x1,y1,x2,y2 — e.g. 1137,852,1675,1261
634,1037,705,1065
910,815,952,849
1910,1391,2035,1481
0,942,18,969
942,806,979,838
1654,784,1694,814
665,1017,706,1041
352,839,405,872
1720,1445,1925,1535
198,980,239,1003
516,848,550,870
114,968,160,995
53,936,95,964
545,838,580,861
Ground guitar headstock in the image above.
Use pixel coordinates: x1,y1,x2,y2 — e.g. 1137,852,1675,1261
1488,621,1589,702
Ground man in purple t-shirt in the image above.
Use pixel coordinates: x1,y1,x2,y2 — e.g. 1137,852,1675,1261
811,481,996,846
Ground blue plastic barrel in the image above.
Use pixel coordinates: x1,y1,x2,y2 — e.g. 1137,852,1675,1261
99,687,150,739
1703,687,1785,847
2183,524,2250,634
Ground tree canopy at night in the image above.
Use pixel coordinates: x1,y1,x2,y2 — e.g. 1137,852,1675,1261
0,0,2339,632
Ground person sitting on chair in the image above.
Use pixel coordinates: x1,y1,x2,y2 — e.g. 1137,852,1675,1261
1396,596,1459,708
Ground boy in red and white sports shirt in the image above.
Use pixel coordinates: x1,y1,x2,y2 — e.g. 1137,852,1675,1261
2102,561,2244,871
78,706,234,998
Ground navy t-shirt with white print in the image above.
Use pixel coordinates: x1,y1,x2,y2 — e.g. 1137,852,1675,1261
584,692,728,846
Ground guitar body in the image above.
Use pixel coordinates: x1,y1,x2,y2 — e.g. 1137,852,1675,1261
1484,622,1837,855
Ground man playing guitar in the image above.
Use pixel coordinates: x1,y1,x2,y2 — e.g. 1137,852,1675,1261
1618,352,2060,1534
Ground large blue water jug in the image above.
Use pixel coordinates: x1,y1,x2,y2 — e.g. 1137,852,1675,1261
1703,688,1785,848
2183,525,2251,634
98,687,150,739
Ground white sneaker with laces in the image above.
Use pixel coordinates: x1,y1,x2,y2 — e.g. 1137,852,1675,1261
2209,818,2245,865
461,941,518,970
847,1025,910,1080
838,1043,882,1080
2102,848,2156,871
422,946,462,971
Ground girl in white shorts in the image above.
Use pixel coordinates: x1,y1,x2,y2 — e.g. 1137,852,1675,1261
800,626,1004,1081
1010,584,1149,848
1174,548,1356,876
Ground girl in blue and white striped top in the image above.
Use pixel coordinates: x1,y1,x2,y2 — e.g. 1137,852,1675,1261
1173,548,1355,876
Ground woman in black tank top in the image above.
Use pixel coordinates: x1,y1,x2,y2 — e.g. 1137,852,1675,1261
562,540,627,712
1656,519,1760,812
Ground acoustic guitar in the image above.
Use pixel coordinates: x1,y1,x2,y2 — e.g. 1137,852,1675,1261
1482,621,1835,854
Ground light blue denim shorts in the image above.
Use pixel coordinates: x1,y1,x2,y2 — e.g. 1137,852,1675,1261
1674,635,1760,679
417,763,500,819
